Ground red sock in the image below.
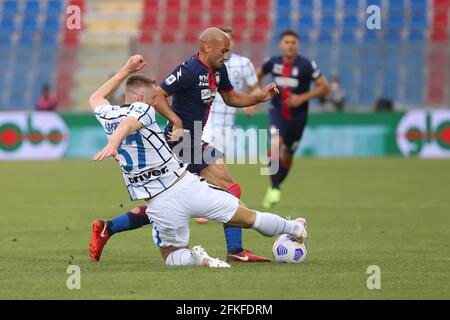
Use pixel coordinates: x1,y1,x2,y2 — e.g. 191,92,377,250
227,183,241,199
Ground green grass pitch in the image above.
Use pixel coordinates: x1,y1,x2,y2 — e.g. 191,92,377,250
0,158,449,299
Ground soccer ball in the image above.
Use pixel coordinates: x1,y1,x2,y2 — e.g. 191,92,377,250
272,234,308,263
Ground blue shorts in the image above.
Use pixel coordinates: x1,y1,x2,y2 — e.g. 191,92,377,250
269,113,307,154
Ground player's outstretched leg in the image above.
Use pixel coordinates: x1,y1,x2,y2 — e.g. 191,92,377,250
89,205,149,261
228,205,308,242
199,163,271,262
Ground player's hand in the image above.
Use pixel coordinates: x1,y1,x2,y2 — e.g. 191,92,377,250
167,123,187,143
260,83,279,102
123,55,147,74
287,93,308,108
92,144,118,161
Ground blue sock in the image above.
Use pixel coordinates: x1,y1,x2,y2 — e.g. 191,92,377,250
108,211,150,236
223,226,243,254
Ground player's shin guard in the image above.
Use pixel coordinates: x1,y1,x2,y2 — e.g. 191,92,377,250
224,183,243,254
251,211,295,237
109,205,150,236
165,249,195,266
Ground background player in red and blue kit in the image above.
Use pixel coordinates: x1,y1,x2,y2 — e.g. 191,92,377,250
257,30,330,209
90,28,279,263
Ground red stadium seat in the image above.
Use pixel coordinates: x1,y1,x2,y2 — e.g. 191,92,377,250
209,12,226,27
161,31,176,43
140,32,154,43
187,0,205,11
232,0,250,12
163,13,181,29
253,15,270,29
144,0,159,10
210,0,226,11
231,12,249,29
183,30,199,43
166,0,181,11
186,13,204,30
249,30,267,43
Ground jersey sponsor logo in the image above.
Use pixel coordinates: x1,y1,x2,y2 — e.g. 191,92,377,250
273,64,283,74
199,74,208,86
127,166,169,183
164,74,177,85
201,89,212,100
274,76,299,88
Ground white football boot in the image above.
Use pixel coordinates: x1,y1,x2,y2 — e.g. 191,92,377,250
292,218,308,242
191,245,231,268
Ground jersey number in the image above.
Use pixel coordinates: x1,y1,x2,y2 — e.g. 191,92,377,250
118,133,146,173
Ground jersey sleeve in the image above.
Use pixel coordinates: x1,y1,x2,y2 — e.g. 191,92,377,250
261,56,273,76
218,64,234,92
243,58,258,87
127,102,156,128
159,64,195,95
309,60,322,80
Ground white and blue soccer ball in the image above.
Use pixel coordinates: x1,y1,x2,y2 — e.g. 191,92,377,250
272,234,308,263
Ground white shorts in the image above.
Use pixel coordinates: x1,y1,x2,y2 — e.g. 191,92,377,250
202,126,234,153
145,171,239,248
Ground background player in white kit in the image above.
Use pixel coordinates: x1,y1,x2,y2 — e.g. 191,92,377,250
202,27,261,154
89,55,308,267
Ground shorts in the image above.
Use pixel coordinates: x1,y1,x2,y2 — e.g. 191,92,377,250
145,171,239,248
202,126,234,154
269,112,307,154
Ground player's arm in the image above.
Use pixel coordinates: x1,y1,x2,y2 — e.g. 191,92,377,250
88,55,146,112
219,83,279,108
152,87,184,142
286,60,330,109
92,116,142,161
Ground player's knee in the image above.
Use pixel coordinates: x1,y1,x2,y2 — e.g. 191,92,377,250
130,205,147,215
226,182,241,199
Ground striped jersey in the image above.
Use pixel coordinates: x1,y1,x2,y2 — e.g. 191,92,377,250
205,53,258,131
94,103,186,201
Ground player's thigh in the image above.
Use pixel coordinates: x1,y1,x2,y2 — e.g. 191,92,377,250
227,205,257,229
199,162,235,189
188,174,239,223
151,221,190,253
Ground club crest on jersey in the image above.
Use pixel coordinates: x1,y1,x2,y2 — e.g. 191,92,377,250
232,70,241,79
215,72,221,85
292,67,299,77
273,64,283,74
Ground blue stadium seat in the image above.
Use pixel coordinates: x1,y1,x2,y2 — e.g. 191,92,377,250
410,11,428,28
318,30,333,43
3,1,19,15
276,0,291,14
43,16,61,30
343,14,360,29
363,31,379,42
41,32,59,46
22,17,39,32
321,14,337,29
386,13,405,28
384,29,402,41
388,0,405,11
410,0,427,10
24,1,41,14
343,0,360,10
321,0,337,13
298,0,314,13
408,30,426,41
340,31,357,42
18,33,35,45
47,0,63,15
298,16,314,31
0,32,12,45
0,17,16,32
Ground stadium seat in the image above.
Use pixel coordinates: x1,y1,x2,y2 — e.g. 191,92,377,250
210,0,226,11
19,33,35,45
22,17,39,32
384,29,402,41
24,1,41,14
209,13,225,27
166,0,181,11
321,14,337,30
343,0,360,10
187,0,205,11
3,1,19,15
0,32,12,45
47,0,64,16
342,14,360,30
44,16,61,30
231,12,249,29
0,17,16,32
232,0,250,11
253,15,270,29
186,13,204,31
298,0,314,13
321,0,337,13
144,0,160,11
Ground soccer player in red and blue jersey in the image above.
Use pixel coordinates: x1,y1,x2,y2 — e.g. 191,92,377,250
257,30,330,209
90,28,279,263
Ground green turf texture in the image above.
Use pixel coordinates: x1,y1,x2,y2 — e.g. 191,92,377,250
0,158,449,299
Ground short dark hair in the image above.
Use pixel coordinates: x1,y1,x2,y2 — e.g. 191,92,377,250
125,75,156,90
218,26,233,37
279,30,299,40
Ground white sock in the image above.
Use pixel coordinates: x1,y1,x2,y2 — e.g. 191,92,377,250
165,249,196,266
251,211,295,237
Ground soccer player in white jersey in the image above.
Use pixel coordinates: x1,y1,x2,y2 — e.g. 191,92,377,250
89,55,308,267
